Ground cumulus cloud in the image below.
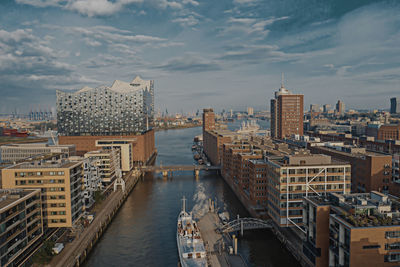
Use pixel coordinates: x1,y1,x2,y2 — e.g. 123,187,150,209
15,0,199,16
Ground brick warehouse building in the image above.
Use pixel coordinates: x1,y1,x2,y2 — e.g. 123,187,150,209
309,144,392,194
59,130,155,164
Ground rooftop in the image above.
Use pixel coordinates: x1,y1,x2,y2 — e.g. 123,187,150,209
267,154,348,167
6,156,79,169
306,191,400,227
0,189,40,210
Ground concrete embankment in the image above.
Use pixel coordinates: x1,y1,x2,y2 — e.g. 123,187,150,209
50,169,143,267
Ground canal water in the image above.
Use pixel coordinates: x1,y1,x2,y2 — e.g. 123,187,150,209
84,124,299,267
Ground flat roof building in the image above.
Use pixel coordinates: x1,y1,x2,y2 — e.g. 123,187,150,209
0,189,43,267
309,144,392,194
95,139,135,172
1,158,84,228
303,191,400,266
266,154,351,228
84,149,120,185
0,143,76,163
270,78,304,139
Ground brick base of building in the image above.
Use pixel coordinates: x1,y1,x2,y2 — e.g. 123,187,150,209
59,129,156,164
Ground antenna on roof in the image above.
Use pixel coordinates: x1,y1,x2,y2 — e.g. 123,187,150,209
281,72,285,88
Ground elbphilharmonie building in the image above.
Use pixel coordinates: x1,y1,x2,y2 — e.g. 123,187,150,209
57,76,154,136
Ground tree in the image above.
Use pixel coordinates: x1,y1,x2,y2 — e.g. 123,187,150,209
94,189,105,203
32,240,55,265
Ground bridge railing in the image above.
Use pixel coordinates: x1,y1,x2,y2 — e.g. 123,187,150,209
219,218,272,233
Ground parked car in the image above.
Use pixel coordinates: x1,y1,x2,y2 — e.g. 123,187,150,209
53,243,64,254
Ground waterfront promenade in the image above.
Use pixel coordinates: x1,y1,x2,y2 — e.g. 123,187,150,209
198,212,247,267
50,169,142,267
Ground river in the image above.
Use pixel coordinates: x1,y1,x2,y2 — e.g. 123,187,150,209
84,124,299,267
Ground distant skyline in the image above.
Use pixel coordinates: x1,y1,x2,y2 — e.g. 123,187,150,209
0,0,399,113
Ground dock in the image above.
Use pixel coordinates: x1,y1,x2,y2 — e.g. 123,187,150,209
197,212,247,267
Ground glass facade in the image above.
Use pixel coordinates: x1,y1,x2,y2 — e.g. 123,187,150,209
57,76,154,136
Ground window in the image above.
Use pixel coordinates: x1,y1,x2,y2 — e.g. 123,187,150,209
363,245,381,249
386,231,400,238
385,253,400,262
386,242,400,250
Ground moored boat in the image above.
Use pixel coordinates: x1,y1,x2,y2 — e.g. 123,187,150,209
177,197,207,267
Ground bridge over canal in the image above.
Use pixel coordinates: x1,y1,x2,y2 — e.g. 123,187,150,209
140,165,221,177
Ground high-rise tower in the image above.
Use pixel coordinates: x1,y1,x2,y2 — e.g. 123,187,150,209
391,97,400,114
270,74,304,139
202,108,215,132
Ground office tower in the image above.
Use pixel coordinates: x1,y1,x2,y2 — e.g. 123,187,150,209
57,76,154,136
202,108,215,132
247,107,254,116
310,104,319,112
0,189,43,266
1,156,84,228
270,76,304,139
323,104,331,113
391,97,400,114
335,100,345,115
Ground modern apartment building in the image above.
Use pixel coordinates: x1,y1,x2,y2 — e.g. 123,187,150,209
69,156,102,208
0,189,43,267
0,143,76,163
303,191,400,266
57,76,154,136
266,154,351,228
309,144,392,193
84,149,120,185
95,139,134,172
391,97,399,114
270,80,304,139
1,158,84,228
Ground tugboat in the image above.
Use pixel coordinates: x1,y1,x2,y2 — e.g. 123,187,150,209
177,197,207,267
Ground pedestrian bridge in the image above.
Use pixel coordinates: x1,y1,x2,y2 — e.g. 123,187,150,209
219,218,272,234
140,165,221,172
140,165,220,178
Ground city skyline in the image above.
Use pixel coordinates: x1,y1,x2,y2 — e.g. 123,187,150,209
0,0,400,113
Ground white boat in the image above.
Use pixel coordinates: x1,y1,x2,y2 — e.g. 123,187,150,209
177,197,207,267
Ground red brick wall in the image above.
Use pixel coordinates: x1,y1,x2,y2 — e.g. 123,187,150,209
59,130,155,164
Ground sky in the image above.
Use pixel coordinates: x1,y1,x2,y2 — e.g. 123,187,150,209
0,0,399,114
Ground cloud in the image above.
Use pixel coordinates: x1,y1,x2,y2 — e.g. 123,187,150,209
15,0,199,16
218,44,302,65
66,0,142,17
155,54,220,73
220,16,289,39
172,16,199,27
15,0,63,7
233,0,258,5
